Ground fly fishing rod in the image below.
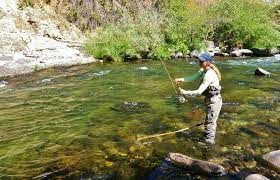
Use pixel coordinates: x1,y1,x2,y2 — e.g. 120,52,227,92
159,59,178,95
159,59,186,103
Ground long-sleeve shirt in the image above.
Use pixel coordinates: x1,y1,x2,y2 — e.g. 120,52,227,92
183,68,204,82
181,68,220,96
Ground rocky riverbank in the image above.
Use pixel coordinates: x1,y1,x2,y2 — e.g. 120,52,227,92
186,41,280,60
0,0,96,78
0,1,279,78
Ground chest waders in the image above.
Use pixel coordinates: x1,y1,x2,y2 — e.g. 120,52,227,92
202,85,222,144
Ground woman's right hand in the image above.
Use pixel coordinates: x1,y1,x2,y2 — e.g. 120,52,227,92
178,87,188,95
175,78,184,84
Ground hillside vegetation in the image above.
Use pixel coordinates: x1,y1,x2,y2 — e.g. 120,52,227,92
30,0,280,61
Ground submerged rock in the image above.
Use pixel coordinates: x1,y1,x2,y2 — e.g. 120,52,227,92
149,159,193,179
262,150,280,169
237,127,258,137
138,67,148,70
88,173,117,179
222,102,240,106
249,100,273,110
256,122,280,132
40,78,52,84
167,153,226,176
245,174,269,180
92,70,111,77
110,101,151,114
0,80,8,87
190,50,200,58
255,67,271,76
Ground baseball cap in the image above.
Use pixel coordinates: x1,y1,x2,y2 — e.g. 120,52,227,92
198,53,213,61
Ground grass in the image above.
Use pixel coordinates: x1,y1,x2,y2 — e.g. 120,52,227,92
18,0,35,10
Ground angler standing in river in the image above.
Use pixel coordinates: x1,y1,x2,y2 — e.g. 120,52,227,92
175,53,222,145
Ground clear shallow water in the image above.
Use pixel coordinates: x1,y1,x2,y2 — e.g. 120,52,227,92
0,58,279,179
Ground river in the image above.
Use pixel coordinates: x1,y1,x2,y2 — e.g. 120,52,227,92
0,57,279,179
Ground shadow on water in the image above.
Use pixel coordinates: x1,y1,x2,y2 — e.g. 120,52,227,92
0,58,279,179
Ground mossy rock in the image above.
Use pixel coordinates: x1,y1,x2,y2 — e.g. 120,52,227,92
110,101,151,114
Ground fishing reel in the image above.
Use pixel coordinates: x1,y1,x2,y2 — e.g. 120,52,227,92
178,96,187,103
177,86,187,103
178,93,188,103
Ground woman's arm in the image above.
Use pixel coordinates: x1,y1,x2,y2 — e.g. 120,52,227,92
179,70,213,96
175,68,204,83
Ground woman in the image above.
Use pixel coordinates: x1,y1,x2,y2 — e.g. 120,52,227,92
175,53,222,145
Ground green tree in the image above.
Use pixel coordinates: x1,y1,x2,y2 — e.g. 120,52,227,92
164,0,217,52
210,0,280,48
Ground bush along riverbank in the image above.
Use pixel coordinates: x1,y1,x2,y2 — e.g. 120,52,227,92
85,0,280,62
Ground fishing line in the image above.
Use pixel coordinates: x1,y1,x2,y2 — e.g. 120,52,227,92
136,122,204,142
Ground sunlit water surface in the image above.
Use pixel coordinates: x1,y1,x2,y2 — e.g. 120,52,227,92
0,57,279,179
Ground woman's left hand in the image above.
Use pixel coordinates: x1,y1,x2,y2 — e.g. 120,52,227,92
175,78,184,84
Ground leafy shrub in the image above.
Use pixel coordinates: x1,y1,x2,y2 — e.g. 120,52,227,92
151,45,171,60
85,9,165,62
85,25,135,62
85,0,280,61
210,0,280,48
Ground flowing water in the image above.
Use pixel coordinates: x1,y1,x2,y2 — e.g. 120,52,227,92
0,57,279,179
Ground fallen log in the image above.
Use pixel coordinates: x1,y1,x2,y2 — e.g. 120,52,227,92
167,153,226,176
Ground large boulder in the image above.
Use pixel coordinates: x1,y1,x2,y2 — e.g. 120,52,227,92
190,50,200,58
206,41,224,56
149,159,192,179
245,174,269,180
0,0,96,78
167,153,226,176
262,150,280,169
270,48,280,56
251,48,270,57
171,52,184,59
230,49,253,57
206,41,215,55
0,0,18,14
27,36,63,51
251,48,280,57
